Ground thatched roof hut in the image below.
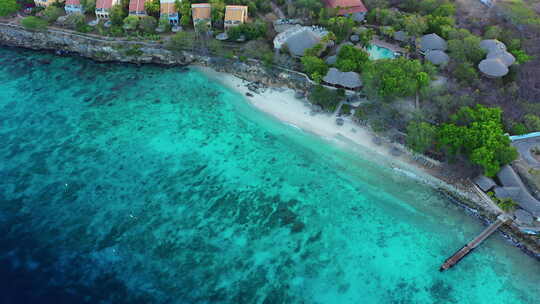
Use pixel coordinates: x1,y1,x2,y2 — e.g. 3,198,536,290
487,50,516,66
425,50,449,65
478,58,509,77
323,68,362,89
419,33,447,52
393,30,409,42
480,39,507,53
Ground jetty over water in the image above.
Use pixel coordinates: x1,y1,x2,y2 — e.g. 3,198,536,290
440,214,511,271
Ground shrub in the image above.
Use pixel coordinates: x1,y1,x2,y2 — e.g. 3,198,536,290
227,21,267,41
166,31,195,52
453,62,479,84
406,121,437,153
511,123,528,135
301,56,329,80
110,4,127,26
64,13,85,30
139,16,157,34
336,44,369,73
123,15,140,31
0,0,18,17
158,15,171,32
524,114,540,132
309,85,343,111
21,16,48,30
43,5,63,24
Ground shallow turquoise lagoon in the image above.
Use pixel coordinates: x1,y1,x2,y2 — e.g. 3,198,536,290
367,44,397,60
0,47,539,303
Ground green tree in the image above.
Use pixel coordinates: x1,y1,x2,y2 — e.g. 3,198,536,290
362,58,432,101
453,62,479,84
437,105,518,176
433,3,456,17
402,14,428,38
426,15,455,38
179,0,192,27
123,15,140,30
510,49,533,64
325,17,354,42
139,16,157,34
210,0,225,23
484,25,502,39
524,114,540,132
448,34,485,64
0,0,18,16
43,5,63,24
336,44,369,73
20,16,48,30
296,0,322,19
358,29,374,48
301,56,329,80
144,0,160,19
110,4,127,26
406,121,437,153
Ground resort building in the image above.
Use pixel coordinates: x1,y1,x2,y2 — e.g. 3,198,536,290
274,25,328,57
34,0,56,7
129,0,151,17
478,39,515,77
65,0,83,14
96,0,121,20
224,5,248,30
324,0,368,21
192,3,212,27
323,68,362,89
419,33,447,53
160,0,179,25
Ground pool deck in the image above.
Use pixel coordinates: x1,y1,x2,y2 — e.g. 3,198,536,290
371,38,407,54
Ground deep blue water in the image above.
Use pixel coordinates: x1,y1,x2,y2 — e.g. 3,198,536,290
0,47,539,303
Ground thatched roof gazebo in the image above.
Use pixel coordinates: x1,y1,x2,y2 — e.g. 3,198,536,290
425,50,449,65
487,50,516,66
323,68,362,89
419,33,447,52
478,58,509,78
479,39,507,53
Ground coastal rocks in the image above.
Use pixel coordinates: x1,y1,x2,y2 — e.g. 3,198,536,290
294,91,305,99
515,209,534,225
336,118,344,126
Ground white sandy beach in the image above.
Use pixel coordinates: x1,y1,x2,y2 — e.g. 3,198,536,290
198,66,506,214
200,67,390,155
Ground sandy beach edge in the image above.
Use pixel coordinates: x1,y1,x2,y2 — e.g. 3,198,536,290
197,65,540,258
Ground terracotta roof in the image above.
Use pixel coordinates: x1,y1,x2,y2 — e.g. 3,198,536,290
96,0,119,10
192,3,211,20
225,5,248,22
324,0,368,15
66,0,81,5
129,0,150,12
161,2,177,15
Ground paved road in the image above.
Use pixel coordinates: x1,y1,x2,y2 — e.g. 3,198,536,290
513,137,540,169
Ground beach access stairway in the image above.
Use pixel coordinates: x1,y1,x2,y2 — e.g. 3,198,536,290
440,214,510,271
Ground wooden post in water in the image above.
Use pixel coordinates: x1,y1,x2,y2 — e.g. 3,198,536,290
440,214,510,272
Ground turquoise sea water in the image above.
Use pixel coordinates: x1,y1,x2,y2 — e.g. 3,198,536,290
0,47,539,303
367,44,397,60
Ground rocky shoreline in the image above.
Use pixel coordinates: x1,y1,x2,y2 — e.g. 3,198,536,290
1,22,539,260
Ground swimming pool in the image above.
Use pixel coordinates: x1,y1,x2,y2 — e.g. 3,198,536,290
367,44,397,60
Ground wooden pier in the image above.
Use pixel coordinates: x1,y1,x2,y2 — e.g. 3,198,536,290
440,214,510,271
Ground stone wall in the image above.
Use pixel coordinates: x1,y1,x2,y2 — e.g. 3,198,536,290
0,23,313,92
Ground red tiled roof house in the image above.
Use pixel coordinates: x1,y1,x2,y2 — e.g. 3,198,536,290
324,0,368,21
129,0,152,17
96,0,121,19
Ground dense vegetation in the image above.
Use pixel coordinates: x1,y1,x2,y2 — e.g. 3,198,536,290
0,0,18,17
